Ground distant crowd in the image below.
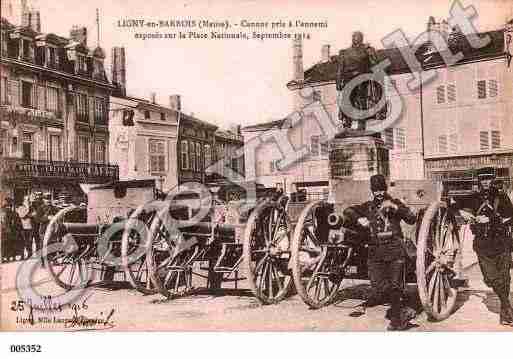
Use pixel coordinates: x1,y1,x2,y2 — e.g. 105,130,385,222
0,192,85,263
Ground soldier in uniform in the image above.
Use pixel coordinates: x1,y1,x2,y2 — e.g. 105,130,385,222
336,31,379,130
343,174,417,330
1,198,22,262
33,193,56,253
458,167,513,326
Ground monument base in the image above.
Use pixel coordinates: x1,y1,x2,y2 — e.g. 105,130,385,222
329,131,389,181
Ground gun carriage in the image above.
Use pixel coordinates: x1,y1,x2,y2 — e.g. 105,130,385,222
43,180,298,304
42,180,162,292
288,178,496,321
141,181,295,303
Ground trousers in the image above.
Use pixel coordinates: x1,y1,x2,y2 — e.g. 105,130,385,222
477,252,512,303
368,257,405,320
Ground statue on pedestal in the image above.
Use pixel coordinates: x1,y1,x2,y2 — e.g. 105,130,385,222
336,31,386,131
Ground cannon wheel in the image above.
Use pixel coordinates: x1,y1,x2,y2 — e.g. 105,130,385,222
121,205,159,295
291,200,344,309
42,206,94,290
416,201,459,321
146,204,195,299
243,201,293,304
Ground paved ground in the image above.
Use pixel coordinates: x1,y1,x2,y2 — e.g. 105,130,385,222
1,259,513,332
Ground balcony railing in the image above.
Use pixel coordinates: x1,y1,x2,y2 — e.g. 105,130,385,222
0,157,119,184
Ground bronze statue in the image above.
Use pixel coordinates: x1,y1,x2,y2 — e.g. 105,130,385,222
336,31,383,130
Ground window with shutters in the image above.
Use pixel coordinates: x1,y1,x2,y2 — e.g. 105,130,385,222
50,135,62,161
144,110,150,119
0,130,6,157
181,140,189,170
95,141,105,163
310,135,319,156
149,139,166,173
196,142,202,171
160,112,166,121
436,85,445,104
76,93,88,123
449,133,458,153
47,87,60,115
21,81,34,108
204,144,212,168
22,39,33,62
477,80,486,99
395,128,406,150
438,135,447,153
77,55,87,74
0,77,8,104
447,84,456,102
491,131,500,149
48,47,58,69
190,141,196,171
488,79,498,98
479,131,489,151
78,136,89,162
384,127,394,149
94,97,106,125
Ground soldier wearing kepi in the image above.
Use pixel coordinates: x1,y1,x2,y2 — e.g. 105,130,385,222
458,167,513,326
343,174,417,330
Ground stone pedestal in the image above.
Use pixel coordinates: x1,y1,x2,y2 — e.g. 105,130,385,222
329,131,389,181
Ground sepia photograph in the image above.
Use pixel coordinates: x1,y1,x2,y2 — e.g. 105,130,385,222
1,0,513,352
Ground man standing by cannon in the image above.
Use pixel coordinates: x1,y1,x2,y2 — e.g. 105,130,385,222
459,167,513,326
336,31,381,130
343,174,417,330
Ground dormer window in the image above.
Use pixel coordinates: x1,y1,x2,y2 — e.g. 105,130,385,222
22,38,34,61
48,46,57,69
77,54,87,73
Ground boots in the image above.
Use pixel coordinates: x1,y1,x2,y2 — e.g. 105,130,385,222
497,286,513,326
387,291,411,331
500,306,513,326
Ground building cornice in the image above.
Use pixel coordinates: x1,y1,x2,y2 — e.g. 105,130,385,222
1,57,115,90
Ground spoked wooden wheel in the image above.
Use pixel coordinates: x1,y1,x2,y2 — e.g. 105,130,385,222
43,206,94,290
291,200,346,309
121,205,159,294
243,201,293,304
416,201,459,321
146,204,195,299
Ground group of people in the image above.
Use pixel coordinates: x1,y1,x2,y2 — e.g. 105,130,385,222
342,168,513,330
0,192,60,262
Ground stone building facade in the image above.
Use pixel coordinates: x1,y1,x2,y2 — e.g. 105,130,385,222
244,17,513,196
0,7,117,205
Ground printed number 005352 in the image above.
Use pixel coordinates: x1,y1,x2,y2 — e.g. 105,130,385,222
10,345,42,353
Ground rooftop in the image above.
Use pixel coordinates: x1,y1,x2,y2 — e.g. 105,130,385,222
287,29,505,88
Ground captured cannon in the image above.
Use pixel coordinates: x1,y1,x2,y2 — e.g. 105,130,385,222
289,179,479,321
42,180,162,292
139,182,295,304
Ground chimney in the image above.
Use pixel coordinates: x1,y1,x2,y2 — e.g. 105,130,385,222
20,1,41,32
440,19,449,39
321,44,330,62
70,25,87,46
292,37,304,82
169,95,181,111
427,16,436,32
150,92,156,104
111,47,126,97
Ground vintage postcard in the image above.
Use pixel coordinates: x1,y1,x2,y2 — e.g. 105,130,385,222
1,0,513,341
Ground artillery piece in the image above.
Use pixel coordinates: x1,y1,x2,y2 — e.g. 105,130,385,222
42,180,298,305
289,179,473,321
